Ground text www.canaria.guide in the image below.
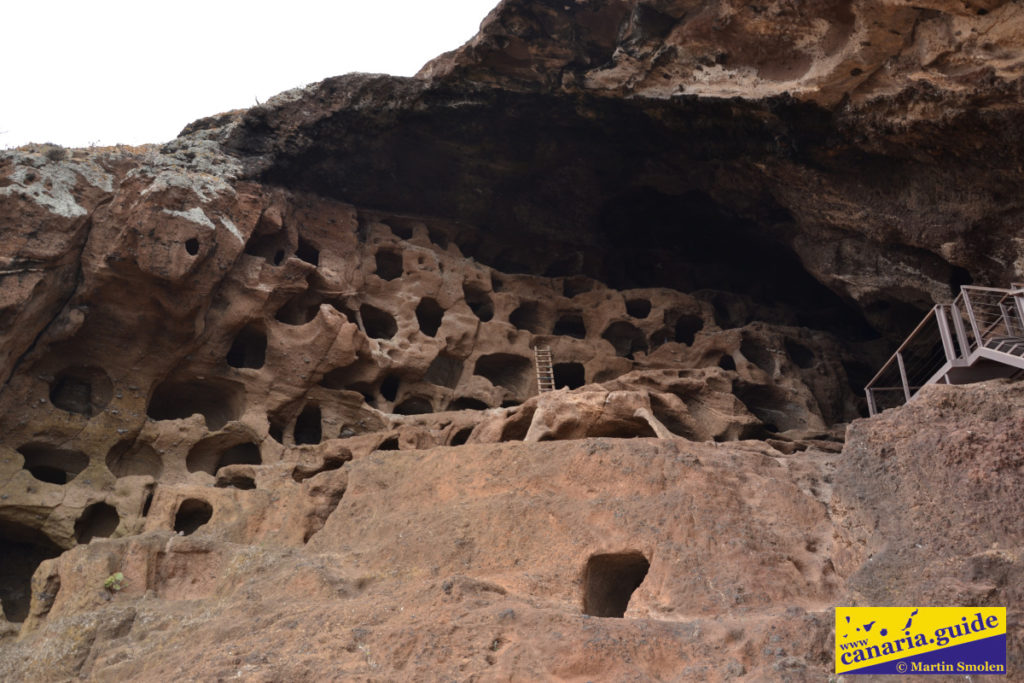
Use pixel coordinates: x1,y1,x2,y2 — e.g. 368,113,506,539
839,612,1001,666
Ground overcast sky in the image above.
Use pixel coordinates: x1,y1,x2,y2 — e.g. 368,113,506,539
2,0,498,149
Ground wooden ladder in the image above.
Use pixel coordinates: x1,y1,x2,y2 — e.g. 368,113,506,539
535,345,555,393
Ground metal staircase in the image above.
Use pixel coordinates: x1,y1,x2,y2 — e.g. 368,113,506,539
865,284,1024,415
535,345,555,393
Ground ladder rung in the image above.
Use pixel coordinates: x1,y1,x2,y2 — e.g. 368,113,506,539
535,346,556,393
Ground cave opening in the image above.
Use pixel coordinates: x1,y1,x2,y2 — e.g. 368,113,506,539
377,436,400,451
602,321,649,358
450,427,473,446
327,300,359,324
842,358,875,410
360,304,398,339
74,502,120,544
217,474,256,490
430,228,450,249
147,378,245,431
949,265,973,296
416,298,445,336
394,396,434,415
174,499,213,535
474,353,534,397
274,292,321,326
17,444,89,485
226,325,267,369
510,301,545,333
463,283,494,322
242,97,891,417
598,187,876,338
296,237,320,266
0,520,63,623
220,443,262,468
588,419,658,439
674,314,704,345
554,313,586,339
294,405,323,445
707,291,746,330
740,336,774,373
733,381,796,432
244,230,289,265
49,366,112,417
785,338,815,369
582,551,650,618
185,238,200,255
864,298,932,343
50,374,90,415
386,221,414,239
648,328,670,350
563,278,596,298
450,397,490,411
375,249,404,280
553,362,585,390
380,375,401,402
626,298,652,318
249,91,889,352
268,415,286,444
186,438,262,475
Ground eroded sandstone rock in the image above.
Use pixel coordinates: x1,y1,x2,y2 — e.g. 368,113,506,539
0,138,854,602
2,438,843,680
1,0,1022,677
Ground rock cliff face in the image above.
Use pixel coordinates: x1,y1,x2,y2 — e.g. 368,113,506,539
1,0,1022,679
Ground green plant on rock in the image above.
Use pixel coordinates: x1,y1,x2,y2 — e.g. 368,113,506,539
103,572,125,592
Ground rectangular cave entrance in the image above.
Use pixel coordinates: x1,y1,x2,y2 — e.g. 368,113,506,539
0,520,63,623
553,362,585,390
582,551,650,618
174,499,213,536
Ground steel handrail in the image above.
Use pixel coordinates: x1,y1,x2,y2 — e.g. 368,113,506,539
865,284,1024,416
963,286,1024,343
864,306,938,390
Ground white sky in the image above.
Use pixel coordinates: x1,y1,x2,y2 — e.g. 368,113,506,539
2,0,498,149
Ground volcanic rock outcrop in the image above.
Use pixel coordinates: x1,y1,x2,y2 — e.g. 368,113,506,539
1,0,1023,679
0,137,846,583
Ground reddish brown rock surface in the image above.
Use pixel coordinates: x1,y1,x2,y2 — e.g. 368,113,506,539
1,0,1023,679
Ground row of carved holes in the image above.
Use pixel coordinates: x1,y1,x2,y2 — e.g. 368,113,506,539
244,232,319,267
271,296,695,352
18,438,260,487
269,405,322,446
321,354,589,417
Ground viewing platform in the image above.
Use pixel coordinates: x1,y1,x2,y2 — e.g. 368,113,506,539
865,284,1024,415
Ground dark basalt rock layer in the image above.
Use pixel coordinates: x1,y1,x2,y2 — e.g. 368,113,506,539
204,0,1024,347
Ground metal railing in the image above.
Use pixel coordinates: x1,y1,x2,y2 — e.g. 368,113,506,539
864,285,1024,415
959,285,1024,347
